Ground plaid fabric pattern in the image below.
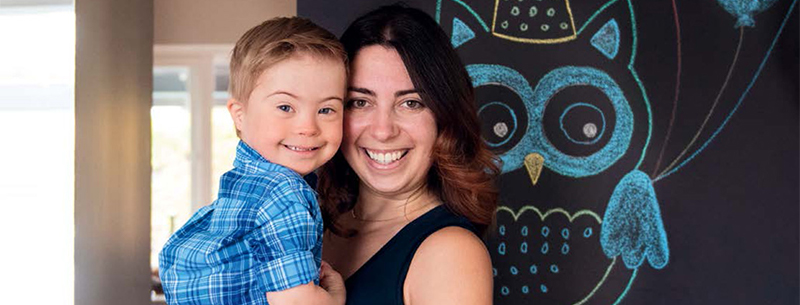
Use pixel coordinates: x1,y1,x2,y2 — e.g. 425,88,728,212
159,141,323,305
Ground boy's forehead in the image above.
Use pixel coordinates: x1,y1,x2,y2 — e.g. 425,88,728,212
250,55,346,101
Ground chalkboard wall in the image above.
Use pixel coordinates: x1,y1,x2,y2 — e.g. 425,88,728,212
299,0,799,303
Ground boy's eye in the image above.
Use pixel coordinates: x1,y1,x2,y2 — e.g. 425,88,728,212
346,99,368,109
319,107,335,115
277,105,293,112
402,100,424,109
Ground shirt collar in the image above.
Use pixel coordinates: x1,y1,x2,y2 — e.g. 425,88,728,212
233,140,299,177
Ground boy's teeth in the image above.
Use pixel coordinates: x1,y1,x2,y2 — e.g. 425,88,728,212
287,145,315,151
366,149,406,164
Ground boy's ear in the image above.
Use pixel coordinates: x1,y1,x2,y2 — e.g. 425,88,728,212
227,98,245,131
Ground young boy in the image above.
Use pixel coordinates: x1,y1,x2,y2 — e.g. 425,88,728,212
159,17,347,305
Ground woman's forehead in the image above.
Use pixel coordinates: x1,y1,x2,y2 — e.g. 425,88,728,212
349,46,413,89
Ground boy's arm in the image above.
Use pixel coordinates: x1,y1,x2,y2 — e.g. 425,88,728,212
266,261,345,305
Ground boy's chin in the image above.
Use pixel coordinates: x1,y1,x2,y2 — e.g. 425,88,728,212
284,162,316,176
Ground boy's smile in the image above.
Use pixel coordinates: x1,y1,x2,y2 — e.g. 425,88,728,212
228,53,347,176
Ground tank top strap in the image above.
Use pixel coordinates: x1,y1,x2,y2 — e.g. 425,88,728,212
344,205,477,305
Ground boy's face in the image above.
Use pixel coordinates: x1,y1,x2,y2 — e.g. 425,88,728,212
228,54,346,176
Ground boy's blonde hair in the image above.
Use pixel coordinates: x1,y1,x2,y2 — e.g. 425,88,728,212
229,16,347,105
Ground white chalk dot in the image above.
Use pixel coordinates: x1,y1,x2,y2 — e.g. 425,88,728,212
583,123,598,138
494,122,509,138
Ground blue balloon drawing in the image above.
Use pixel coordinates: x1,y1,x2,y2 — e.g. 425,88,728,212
717,0,779,27
601,170,669,269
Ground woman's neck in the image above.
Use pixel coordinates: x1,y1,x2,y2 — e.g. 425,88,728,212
352,184,440,223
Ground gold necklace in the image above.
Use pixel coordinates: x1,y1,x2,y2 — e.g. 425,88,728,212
350,200,439,222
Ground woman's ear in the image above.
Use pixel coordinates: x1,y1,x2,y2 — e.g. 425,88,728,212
227,98,245,131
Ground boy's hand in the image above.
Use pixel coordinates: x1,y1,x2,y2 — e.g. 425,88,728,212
320,261,345,305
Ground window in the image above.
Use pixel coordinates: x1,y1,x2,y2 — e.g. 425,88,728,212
150,45,237,300
0,4,75,304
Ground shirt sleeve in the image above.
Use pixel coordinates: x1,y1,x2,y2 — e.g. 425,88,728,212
246,178,321,293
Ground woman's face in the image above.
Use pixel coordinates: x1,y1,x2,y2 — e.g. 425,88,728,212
343,45,438,198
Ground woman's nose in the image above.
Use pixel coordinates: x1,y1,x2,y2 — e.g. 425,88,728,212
368,110,399,141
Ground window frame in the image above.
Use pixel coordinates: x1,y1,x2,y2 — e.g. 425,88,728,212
153,44,232,211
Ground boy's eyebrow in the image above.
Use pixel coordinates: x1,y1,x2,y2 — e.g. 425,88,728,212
319,96,344,103
267,91,341,102
267,91,298,98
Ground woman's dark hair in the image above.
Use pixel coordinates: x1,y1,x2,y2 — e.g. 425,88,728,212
317,4,500,236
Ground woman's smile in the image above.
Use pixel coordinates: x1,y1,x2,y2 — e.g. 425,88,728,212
363,147,410,166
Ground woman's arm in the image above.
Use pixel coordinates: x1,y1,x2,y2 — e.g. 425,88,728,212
404,227,493,305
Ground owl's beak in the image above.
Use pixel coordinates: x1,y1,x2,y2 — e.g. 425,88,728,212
524,153,545,185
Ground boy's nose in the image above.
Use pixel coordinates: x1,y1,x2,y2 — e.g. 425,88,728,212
295,114,320,136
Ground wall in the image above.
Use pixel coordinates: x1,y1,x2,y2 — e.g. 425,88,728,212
74,0,153,304
155,0,296,44
300,0,799,304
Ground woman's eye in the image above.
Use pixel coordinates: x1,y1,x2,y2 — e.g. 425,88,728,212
347,99,368,109
319,107,335,115
277,105,292,112
403,100,424,109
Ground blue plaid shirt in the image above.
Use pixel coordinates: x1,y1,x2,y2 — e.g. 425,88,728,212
159,141,323,305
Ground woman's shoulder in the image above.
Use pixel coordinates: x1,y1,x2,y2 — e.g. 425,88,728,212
403,226,493,305
412,205,486,261
414,226,490,268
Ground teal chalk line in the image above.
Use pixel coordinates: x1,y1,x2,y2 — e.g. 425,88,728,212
612,268,639,305
436,0,490,32
655,0,797,182
575,0,653,171
624,0,653,171
577,0,619,35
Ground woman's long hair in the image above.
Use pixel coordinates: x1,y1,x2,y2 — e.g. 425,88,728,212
317,4,500,236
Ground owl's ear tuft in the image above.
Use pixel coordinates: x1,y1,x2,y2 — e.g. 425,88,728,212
590,19,620,60
436,0,492,48
574,1,634,64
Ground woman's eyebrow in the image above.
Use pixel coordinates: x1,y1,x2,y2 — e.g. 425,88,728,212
348,87,375,96
395,89,418,98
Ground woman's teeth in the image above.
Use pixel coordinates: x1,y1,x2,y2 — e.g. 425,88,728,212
366,149,407,164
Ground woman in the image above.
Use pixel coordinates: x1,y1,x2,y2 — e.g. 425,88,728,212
317,5,500,305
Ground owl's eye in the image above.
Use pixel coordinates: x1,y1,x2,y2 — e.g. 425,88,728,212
560,103,605,144
475,84,528,152
531,66,633,178
541,85,613,157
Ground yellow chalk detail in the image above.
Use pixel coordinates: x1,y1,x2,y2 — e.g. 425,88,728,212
524,153,545,185
491,0,578,44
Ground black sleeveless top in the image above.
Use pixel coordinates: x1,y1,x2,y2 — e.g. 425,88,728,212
343,205,477,305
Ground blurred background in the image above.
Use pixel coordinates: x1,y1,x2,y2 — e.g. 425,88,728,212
0,1,295,304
